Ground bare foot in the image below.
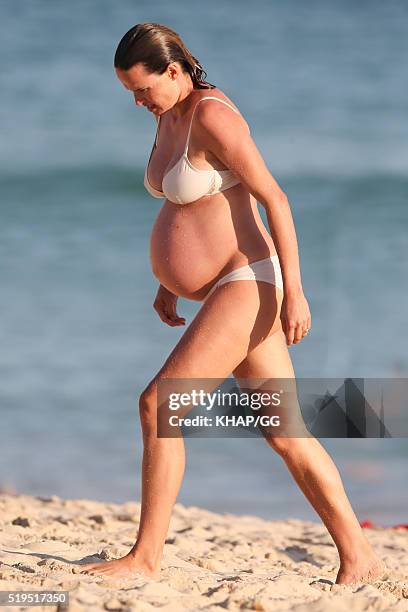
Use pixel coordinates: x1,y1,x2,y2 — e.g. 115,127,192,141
79,554,159,580
336,554,387,585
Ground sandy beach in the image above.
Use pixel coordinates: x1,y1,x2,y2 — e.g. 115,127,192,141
0,493,407,611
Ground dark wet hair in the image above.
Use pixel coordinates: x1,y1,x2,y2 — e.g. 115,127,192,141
114,22,216,90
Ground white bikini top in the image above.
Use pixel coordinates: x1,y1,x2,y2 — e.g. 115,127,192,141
144,96,242,205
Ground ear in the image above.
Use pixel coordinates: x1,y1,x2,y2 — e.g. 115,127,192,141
167,62,180,81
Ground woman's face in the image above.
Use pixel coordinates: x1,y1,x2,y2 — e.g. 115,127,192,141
115,63,182,115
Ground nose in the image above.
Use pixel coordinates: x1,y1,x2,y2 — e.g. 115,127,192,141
133,94,144,107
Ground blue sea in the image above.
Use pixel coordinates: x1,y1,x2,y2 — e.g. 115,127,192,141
1,0,407,525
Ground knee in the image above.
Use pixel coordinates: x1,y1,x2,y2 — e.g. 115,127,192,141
139,382,157,431
265,434,299,456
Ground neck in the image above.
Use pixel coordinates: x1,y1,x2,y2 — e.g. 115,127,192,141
171,74,195,119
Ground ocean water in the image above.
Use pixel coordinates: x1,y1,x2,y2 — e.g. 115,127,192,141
1,0,407,525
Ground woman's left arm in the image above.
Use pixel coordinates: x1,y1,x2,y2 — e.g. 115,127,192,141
261,193,311,345
195,100,311,345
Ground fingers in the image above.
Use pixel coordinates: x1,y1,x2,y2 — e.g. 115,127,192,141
153,299,186,327
281,294,312,346
160,307,185,326
283,319,311,346
286,320,296,346
164,301,186,326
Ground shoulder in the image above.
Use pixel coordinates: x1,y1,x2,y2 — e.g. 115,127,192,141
193,88,250,134
193,88,240,112
194,87,246,123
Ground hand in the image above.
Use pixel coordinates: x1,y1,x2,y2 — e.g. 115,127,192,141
153,284,186,327
280,288,311,346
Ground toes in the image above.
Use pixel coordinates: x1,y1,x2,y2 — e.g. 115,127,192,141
82,565,112,577
80,562,104,572
80,566,98,575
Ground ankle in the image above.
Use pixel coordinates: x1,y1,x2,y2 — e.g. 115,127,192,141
338,536,375,565
127,548,161,573
340,546,378,567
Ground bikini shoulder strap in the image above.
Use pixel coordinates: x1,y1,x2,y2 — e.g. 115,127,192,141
153,115,161,148
184,96,240,154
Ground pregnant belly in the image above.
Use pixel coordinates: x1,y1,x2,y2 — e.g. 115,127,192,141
149,200,238,299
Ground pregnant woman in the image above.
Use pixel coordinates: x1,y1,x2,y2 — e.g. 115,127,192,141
81,23,385,585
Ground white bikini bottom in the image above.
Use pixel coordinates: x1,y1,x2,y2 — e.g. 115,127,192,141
203,255,284,302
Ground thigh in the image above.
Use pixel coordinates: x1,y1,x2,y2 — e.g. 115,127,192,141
146,280,284,433
155,280,283,381
232,328,310,439
233,326,295,381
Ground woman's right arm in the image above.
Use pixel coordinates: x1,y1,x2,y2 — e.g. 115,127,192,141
153,284,186,327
